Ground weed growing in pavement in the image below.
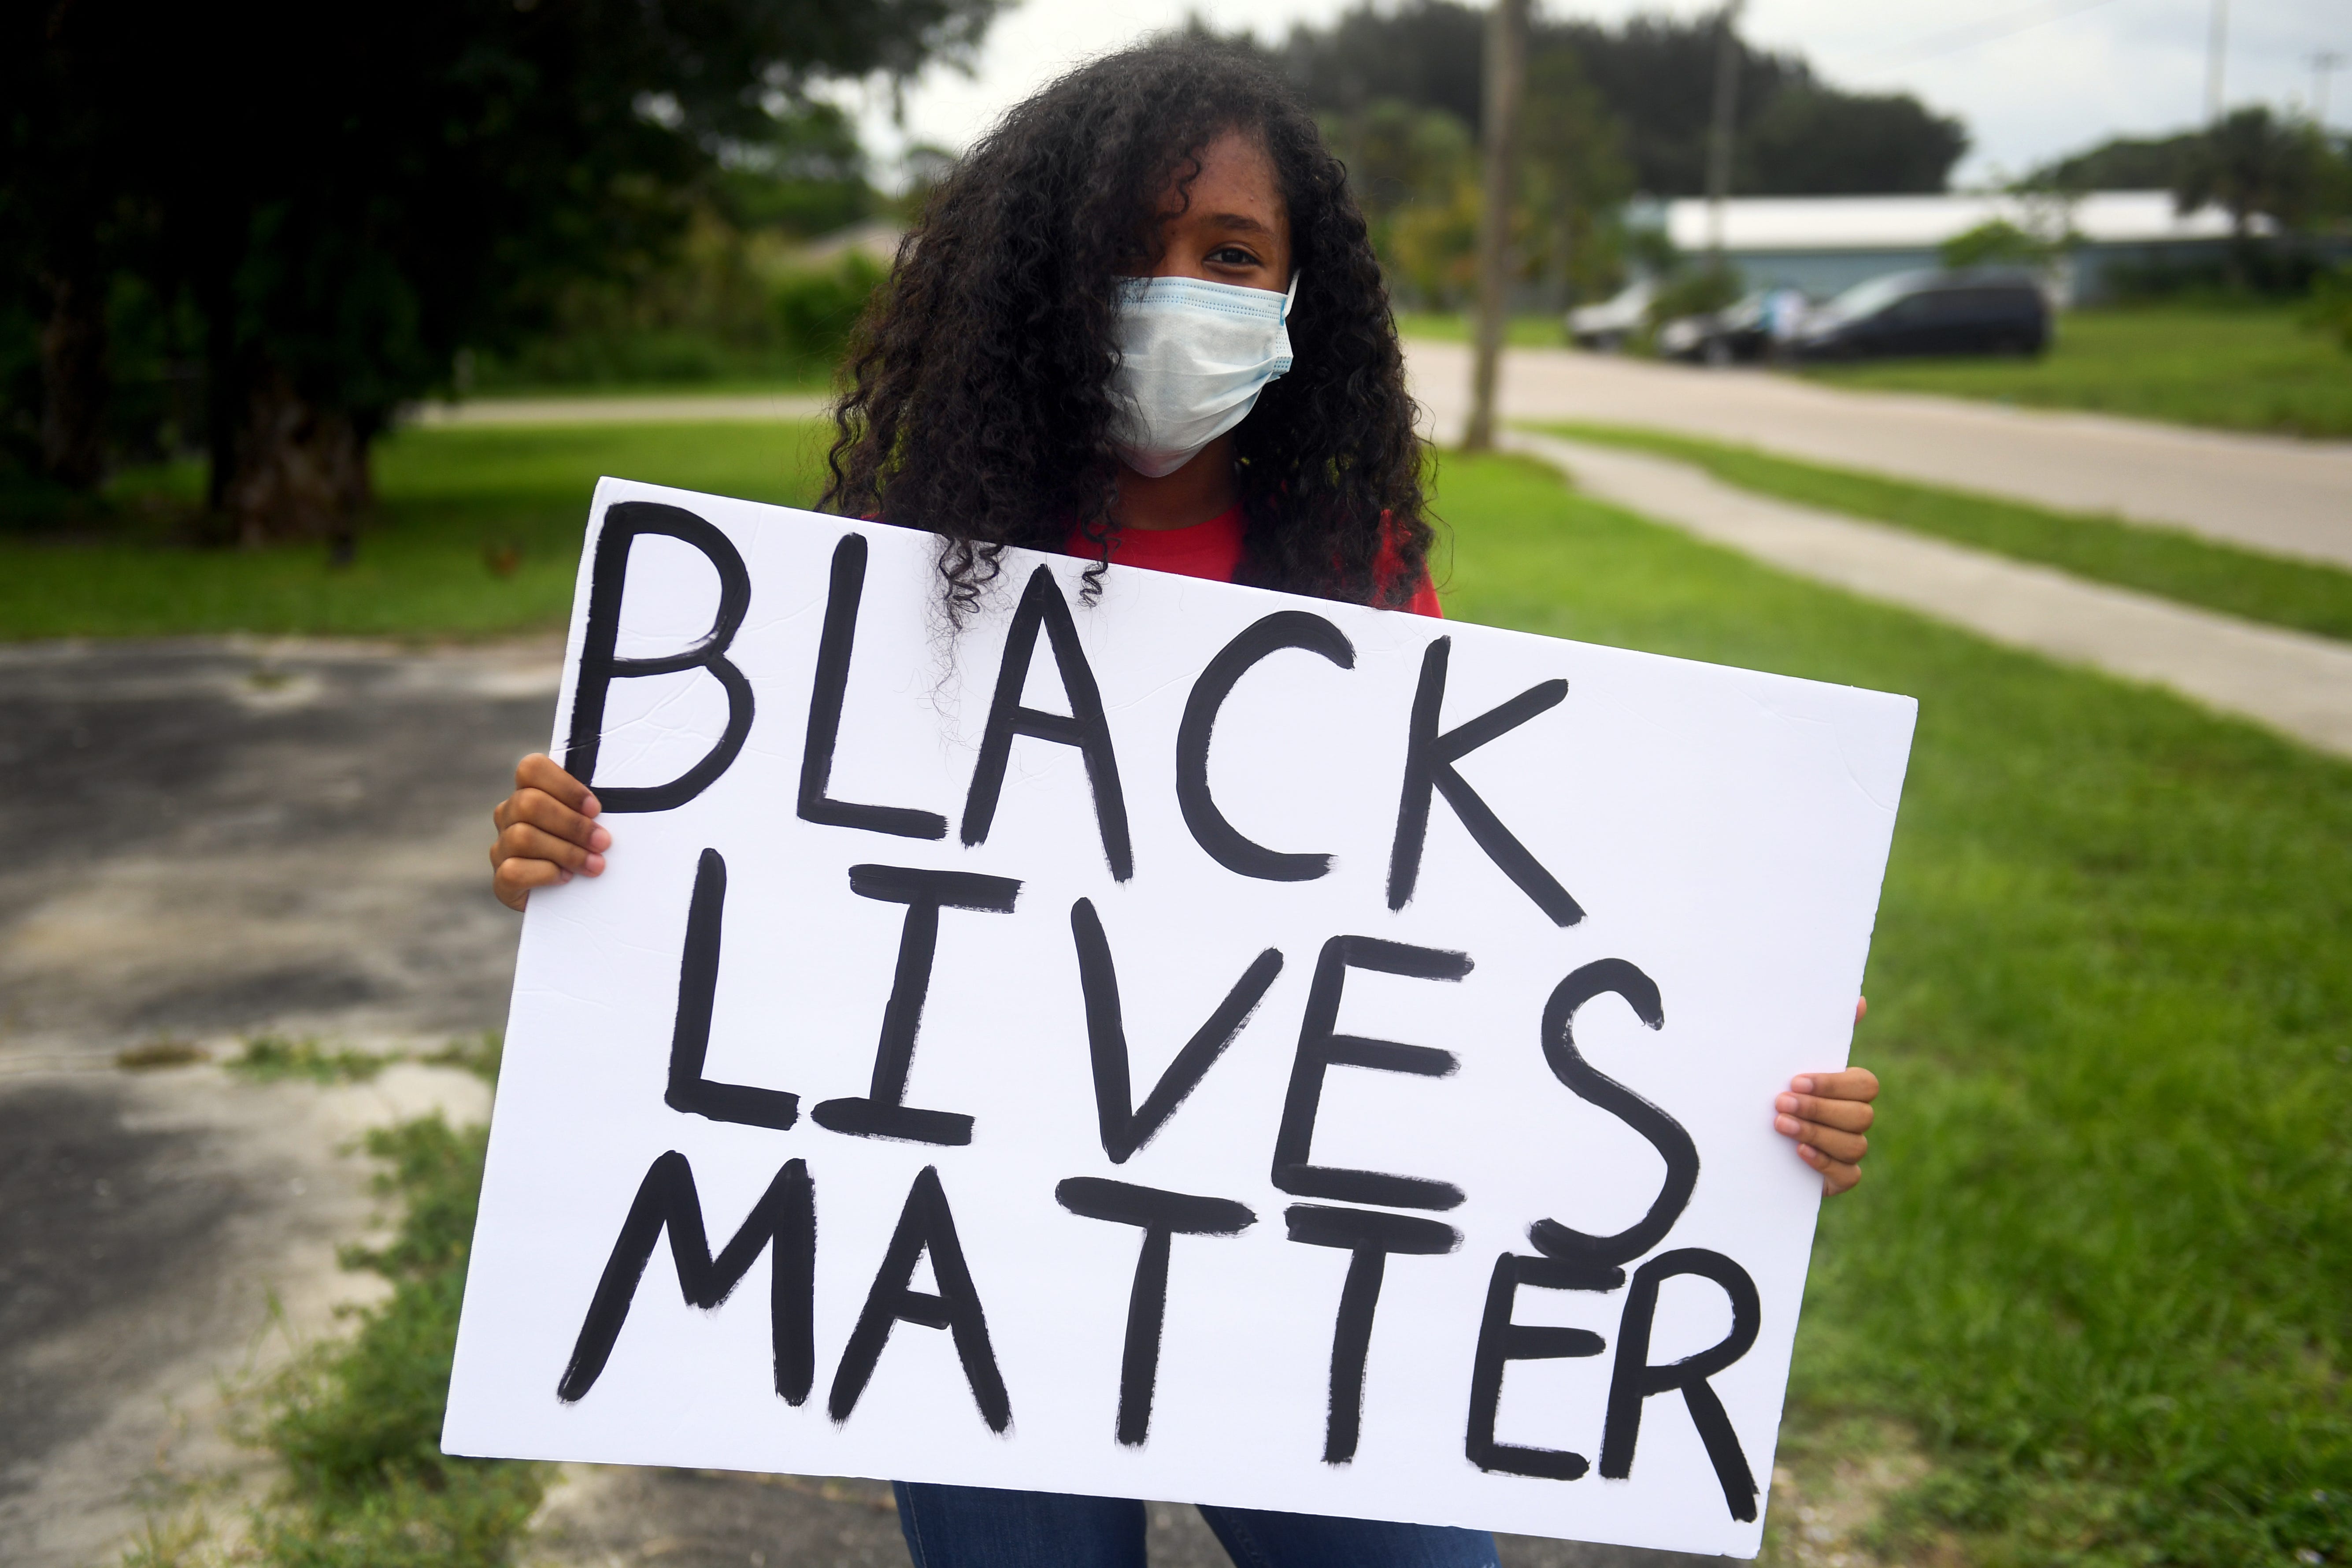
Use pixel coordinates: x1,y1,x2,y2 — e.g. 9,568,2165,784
226,1036,391,1084
117,1509,219,1568
117,1038,211,1071
421,1031,504,1084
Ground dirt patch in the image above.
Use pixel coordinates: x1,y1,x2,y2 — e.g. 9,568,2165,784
1760,1416,1937,1568
0,1061,491,1568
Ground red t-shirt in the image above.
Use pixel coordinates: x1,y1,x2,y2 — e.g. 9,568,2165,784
1063,505,1444,618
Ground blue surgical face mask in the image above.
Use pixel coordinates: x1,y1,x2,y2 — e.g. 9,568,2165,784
1108,274,1297,478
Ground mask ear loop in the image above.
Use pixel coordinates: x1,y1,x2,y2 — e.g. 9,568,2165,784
1282,271,1300,323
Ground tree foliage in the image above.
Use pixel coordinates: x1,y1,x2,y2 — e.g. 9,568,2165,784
2025,132,2206,194
1227,1,1960,311
1263,1,1966,198
4,0,998,538
1741,88,1970,196
2173,107,2337,239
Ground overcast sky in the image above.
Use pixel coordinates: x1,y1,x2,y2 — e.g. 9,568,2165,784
849,0,2345,188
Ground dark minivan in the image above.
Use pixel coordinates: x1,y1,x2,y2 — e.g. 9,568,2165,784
1796,267,2050,360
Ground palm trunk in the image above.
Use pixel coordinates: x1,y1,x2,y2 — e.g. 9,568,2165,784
219,362,375,552
1464,0,1529,452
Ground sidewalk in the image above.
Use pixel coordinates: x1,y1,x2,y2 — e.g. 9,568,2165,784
1506,430,2352,762
1407,340,2352,571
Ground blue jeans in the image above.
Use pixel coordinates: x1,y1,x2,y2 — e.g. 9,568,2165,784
893,1482,1500,1568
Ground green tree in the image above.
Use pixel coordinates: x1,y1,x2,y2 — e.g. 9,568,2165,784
2025,132,2204,193
2174,107,2335,288
1319,99,1479,305
1740,88,1968,196
1247,1,1966,198
1940,215,2074,271
1522,46,1635,309
5,0,998,543
713,103,884,239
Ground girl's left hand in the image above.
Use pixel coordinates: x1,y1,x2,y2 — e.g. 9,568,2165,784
1775,998,1878,1196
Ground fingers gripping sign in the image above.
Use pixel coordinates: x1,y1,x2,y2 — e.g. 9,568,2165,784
490,753,610,912
1772,999,1878,1195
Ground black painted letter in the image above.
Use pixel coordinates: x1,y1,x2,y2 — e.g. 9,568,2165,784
1285,1204,1459,1463
798,534,950,840
1599,1249,1762,1522
1463,1252,1621,1479
813,866,1021,1145
1271,936,1471,1211
1056,1178,1256,1446
1385,636,1579,924
1526,960,1699,1268
1176,610,1355,881
565,501,754,812
829,1166,1012,1433
557,1151,815,1405
961,565,1133,880
1072,898,1282,1163
666,849,800,1130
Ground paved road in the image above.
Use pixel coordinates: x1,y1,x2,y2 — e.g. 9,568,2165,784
411,353,2352,575
0,639,1710,1568
1407,340,2352,571
1508,431,2352,761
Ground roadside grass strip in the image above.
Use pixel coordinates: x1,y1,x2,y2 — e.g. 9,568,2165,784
1395,312,1572,348
1438,452,2352,1568
1798,303,2352,441
123,1038,547,1568
1537,421,2352,645
248,1105,546,1568
0,421,834,641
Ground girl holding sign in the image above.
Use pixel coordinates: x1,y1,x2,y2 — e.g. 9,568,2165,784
489,38,1878,1568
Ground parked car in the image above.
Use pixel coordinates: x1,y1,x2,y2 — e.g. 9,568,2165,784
1795,267,2049,360
1566,278,1656,351
1657,290,1790,363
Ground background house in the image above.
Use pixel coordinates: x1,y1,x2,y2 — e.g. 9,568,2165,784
1645,191,2262,303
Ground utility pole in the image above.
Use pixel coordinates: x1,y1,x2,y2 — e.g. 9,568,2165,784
2315,50,2345,126
1463,0,1528,452
1705,0,1746,267
2204,0,2229,122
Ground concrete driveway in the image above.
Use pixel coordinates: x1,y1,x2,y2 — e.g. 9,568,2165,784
0,638,1710,1568
1404,339,2352,571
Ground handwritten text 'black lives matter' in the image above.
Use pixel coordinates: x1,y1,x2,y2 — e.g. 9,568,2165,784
550,502,1764,1522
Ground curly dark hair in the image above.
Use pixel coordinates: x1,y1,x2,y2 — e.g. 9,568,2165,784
820,37,1431,618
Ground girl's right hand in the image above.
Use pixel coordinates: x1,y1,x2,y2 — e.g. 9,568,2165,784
489,753,610,911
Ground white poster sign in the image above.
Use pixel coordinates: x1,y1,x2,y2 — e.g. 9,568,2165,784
444,478,1916,1558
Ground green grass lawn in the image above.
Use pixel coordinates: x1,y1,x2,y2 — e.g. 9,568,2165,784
1538,421,2352,644
0,421,833,640
1804,302,2352,440
1439,452,2351,1568
1395,311,1571,348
